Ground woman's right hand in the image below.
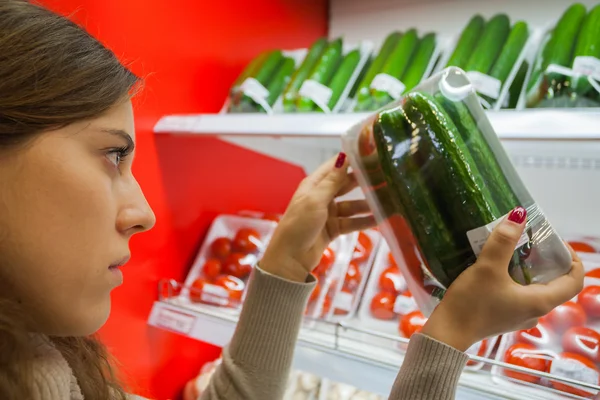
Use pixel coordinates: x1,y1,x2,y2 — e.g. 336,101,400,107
421,206,585,352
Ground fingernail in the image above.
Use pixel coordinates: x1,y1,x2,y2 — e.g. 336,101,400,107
508,206,527,224
335,152,346,168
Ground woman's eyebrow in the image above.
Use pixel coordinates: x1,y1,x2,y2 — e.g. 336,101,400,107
100,128,135,149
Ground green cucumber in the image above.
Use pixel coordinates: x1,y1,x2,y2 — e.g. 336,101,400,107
465,14,511,74
261,57,296,110
282,38,328,112
401,33,437,93
230,51,270,94
355,32,401,111
297,38,343,112
570,4,600,95
508,61,528,109
446,15,485,69
372,29,419,106
489,21,529,84
326,49,361,110
237,50,284,112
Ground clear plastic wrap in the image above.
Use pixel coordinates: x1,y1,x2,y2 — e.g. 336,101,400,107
342,67,572,315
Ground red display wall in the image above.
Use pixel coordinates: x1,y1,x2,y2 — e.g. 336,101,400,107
39,1,329,398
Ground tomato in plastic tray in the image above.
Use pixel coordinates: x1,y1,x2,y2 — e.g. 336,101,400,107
356,239,496,370
181,215,277,310
493,252,600,398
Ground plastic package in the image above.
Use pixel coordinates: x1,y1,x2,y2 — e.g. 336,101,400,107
493,252,600,398
342,67,572,316
318,378,384,400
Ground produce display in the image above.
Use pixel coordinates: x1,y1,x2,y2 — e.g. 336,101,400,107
343,67,572,316
446,14,530,108
526,3,600,108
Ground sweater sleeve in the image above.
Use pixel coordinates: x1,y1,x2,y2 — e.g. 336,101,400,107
388,333,469,400
199,265,316,400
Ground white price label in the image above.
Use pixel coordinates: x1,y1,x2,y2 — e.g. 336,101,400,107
466,71,502,100
299,79,333,111
551,358,600,386
333,291,354,312
156,309,195,334
466,211,530,256
370,73,406,100
240,77,269,99
393,295,418,315
573,56,600,80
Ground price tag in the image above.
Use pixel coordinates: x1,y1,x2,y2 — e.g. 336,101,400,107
240,78,269,99
466,211,530,256
299,80,333,111
333,291,354,312
393,295,418,315
551,358,600,386
370,73,406,100
573,56,600,80
466,71,502,100
156,309,196,335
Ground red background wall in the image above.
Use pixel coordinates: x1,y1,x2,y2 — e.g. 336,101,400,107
39,1,329,398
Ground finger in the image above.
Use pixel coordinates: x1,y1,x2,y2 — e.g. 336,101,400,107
565,242,582,264
311,153,352,204
336,173,358,197
337,199,371,217
302,152,347,189
478,206,527,272
338,215,376,235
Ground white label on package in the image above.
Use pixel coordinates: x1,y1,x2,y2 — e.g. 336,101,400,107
333,291,354,312
199,284,230,306
370,73,406,100
466,212,530,256
240,77,269,100
156,309,195,334
299,79,333,111
550,359,600,386
393,295,418,315
466,71,502,99
573,56,600,79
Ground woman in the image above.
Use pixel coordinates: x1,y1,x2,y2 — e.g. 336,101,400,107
0,1,584,400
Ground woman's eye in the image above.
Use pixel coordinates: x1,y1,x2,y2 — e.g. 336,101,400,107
107,151,121,166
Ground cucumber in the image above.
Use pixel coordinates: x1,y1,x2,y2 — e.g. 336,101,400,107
230,51,270,94
372,29,419,106
508,61,528,109
355,32,401,111
570,4,600,96
282,38,328,112
446,15,485,69
236,50,284,112
261,57,296,110
489,21,529,84
326,49,361,110
401,33,437,93
464,14,511,74
297,38,343,112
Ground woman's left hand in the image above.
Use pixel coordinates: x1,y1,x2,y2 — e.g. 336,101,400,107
261,152,376,282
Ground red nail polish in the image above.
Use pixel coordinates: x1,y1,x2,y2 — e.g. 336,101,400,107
335,152,346,168
508,206,527,224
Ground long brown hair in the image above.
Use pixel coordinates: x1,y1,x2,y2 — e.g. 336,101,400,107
0,1,139,398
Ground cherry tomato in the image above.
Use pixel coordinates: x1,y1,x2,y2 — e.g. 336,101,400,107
309,282,321,303
333,287,354,316
223,253,254,279
369,291,397,320
210,237,232,260
388,252,397,267
586,269,600,279
233,228,261,253
578,286,600,318
550,352,599,398
562,326,600,363
569,241,597,253
503,343,550,384
515,323,552,348
352,232,373,264
399,311,427,338
314,247,336,276
201,258,222,280
543,301,587,334
379,266,407,294
215,275,245,302
343,262,362,292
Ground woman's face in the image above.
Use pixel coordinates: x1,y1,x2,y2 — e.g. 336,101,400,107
0,100,155,336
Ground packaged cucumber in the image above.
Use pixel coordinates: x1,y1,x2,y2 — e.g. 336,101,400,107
342,67,572,315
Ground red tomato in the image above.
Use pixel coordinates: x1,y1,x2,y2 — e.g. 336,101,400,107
343,262,362,291
223,253,253,279
544,302,587,334
569,241,597,253
515,323,552,348
353,232,374,264
578,286,600,318
388,252,397,267
201,258,222,280
333,287,354,316
586,269,600,279
233,228,261,253
369,291,397,320
379,266,407,294
215,275,245,302
309,282,321,303
210,237,232,260
503,343,550,384
550,352,599,398
189,278,208,303
314,247,336,276
562,327,600,363
399,311,427,338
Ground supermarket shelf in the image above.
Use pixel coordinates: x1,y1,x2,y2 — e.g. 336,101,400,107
147,298,594,400
154,109,600,140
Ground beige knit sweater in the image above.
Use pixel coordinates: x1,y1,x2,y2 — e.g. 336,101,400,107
31,267,468,400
